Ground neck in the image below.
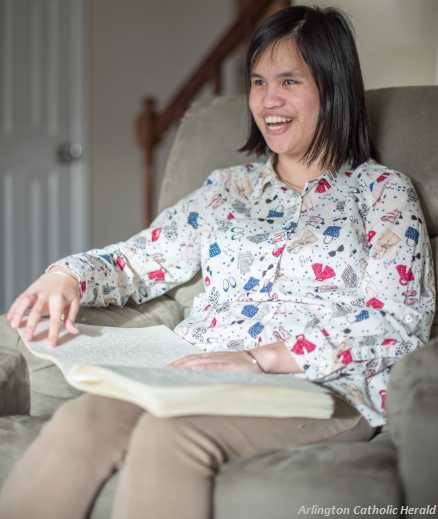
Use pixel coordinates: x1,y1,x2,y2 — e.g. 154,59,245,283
275,154,328,191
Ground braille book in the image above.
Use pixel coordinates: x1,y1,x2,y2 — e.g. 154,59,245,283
18,318,334,419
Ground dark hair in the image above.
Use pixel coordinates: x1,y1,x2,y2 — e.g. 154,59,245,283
239,5,371,170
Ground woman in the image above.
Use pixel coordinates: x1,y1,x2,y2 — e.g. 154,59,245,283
0,5,434,519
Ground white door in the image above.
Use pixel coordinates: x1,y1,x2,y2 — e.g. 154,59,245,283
0,0,89,315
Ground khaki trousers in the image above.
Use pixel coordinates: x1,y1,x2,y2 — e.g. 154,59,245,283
0,393,374,519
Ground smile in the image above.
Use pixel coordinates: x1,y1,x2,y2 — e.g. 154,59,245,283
264,116,294,134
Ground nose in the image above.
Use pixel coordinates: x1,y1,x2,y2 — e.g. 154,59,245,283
263,84,285,109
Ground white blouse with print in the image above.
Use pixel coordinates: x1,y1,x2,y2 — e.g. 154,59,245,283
52,157,435,426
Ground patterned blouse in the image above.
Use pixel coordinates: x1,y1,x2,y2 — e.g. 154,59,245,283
52,157,435,426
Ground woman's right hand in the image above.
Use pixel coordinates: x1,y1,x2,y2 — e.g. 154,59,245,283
7,267,81,348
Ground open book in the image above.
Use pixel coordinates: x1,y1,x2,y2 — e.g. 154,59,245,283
18,318,334,419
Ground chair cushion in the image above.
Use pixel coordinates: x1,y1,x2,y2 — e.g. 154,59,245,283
0,415,400,519
367,86,438,239
386,336,438,505
215,433,402,519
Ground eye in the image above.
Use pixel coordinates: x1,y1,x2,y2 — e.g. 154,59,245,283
251,79,266,87
284,79,296,86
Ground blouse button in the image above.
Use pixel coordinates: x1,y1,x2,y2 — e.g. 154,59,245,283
405,315,413,323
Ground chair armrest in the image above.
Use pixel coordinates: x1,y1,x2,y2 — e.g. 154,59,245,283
0,316,31,417
386,338,438,506
0,295,184,418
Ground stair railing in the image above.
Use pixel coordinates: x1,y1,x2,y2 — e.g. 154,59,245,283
136,0,290,227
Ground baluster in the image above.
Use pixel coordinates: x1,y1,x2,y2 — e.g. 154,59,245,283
136,97,157,228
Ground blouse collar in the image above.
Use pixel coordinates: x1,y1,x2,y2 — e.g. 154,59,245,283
250,155,357,200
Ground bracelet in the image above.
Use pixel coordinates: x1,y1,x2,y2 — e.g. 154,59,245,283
49,271,82,298
245,350,267,374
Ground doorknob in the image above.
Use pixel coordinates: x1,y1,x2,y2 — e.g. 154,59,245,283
56,143,82,163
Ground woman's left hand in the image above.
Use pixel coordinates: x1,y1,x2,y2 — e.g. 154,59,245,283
166,351,263,373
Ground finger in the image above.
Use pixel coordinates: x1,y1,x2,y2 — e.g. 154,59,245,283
9,293,38,328
64,299,79,334
24,300,48,341
47,297,65,348
167,354,203,368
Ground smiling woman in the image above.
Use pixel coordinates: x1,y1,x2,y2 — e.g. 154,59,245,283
241,6,371,191
0,5,434,519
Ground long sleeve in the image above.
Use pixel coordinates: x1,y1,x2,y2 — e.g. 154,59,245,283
49,175,215,307
284,168,435,384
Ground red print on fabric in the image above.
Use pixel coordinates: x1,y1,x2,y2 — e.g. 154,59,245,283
147,269,165,282
376,172,390,183
116,256,125,270
291,335,317,355
321,329,329,337
205,276,211,286
312,263,336,281
315,178,332,193
382,338,397,346
367,231,376,242
272,246,284,257
80,281,86,294
209,318,217,328
345,172,352,177
396,265,414,286
366,298,384,309
379,389,386,409
227,213,235,220
151,228,161,242
337,349,352,364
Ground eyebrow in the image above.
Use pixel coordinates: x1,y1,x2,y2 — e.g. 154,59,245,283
250,70,306,80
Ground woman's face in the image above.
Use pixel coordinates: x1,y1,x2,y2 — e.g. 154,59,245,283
249,40,320,161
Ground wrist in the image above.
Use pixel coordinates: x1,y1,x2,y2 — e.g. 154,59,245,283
247,345,276,374
47,265,79,281
254,342,304,374
47,267,82,298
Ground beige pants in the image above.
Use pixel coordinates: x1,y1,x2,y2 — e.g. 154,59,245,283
0,394,374,519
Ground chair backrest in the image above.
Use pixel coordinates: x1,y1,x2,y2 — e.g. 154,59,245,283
159,87,438,317
159,86,438,238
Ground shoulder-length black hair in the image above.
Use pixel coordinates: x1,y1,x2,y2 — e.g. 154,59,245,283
239,5,371,170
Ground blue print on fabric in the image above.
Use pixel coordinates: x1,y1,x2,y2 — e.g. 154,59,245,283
209,243,221,257
260,282,273,293
356,310,370,322
99,254,112,264
243,277,260,291
267,205,284,218
188,212,199,229
284,221,297,231
241,305,259,318
405,226,419,245
248,322,264,338
323,226,341,238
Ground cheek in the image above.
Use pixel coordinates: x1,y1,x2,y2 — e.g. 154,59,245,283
249,92,260,119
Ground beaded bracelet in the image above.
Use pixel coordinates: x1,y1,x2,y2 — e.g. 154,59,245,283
245,350,267,374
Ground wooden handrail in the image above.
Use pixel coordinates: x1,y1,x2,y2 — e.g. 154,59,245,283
136,0,290,227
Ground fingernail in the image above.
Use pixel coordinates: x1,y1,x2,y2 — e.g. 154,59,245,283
47,340,55,348
11,320,19,328
7,313,12,320
24,332,31,341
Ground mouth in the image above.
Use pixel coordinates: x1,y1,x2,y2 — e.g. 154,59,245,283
264,116,293,135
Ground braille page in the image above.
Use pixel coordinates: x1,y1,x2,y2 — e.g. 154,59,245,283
17,318,204,378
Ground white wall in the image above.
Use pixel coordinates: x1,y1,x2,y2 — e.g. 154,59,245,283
299,0,438,90
90,0,438,247
90,0,233,247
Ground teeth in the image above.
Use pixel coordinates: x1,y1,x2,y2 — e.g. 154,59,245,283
265,116,293,124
